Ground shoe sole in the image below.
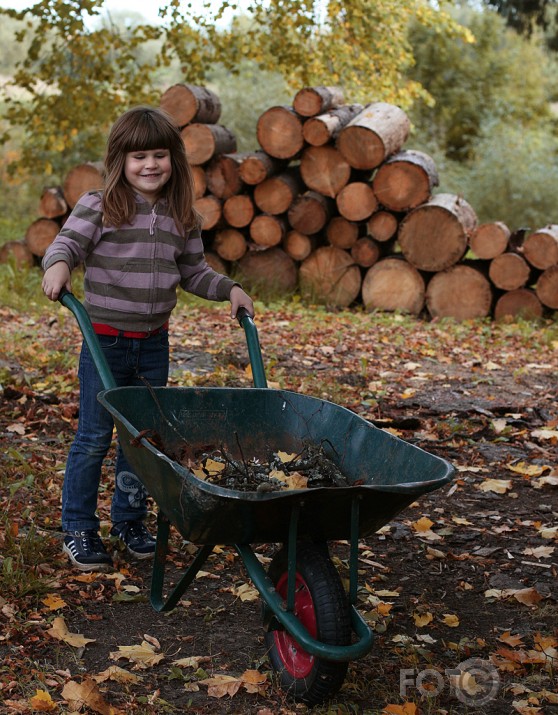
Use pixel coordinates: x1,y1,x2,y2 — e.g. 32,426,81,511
63,543,114,573
124,545,155,560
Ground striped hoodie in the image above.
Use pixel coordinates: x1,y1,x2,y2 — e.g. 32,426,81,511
42,191,237,332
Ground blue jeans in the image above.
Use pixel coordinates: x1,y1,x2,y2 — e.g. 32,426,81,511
61,331,169,532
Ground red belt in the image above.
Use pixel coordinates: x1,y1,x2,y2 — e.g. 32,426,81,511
92,322,169,339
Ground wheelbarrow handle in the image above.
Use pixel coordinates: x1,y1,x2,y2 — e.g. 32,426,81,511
236,307,268,389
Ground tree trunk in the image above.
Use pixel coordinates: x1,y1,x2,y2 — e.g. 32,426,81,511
282,230,318,261
205,153,244,199
362,257,425,314
237,247,298,294
212,228,248,261
223,194,255,228
326,216,359,249
336,102,411,170
191,166,207,199
366,210,398,242
25,218,60,257
237,151,286,185
39,186,68,219
253,169,303,215
336,181,378,221
256,106,305,159
181,124,237,165
398,193,477,272
426,264,493,320
293,86,345,117
249,213,288,247
63,162,104,208
194,195,222,230
302,104,363,146
371,149,438,211
488,252,531,290
159,83,222,127
494,288,543,320
350,237,381,268
535,265,558,309
299,246,361,307
299,145,352,198
288,191,334,235
469,221,510,259
523,224,558,269
0,240,35,268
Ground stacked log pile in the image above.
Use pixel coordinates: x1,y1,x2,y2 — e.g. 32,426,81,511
4,83,557,322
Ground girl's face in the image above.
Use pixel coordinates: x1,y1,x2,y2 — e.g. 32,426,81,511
124,148,172,204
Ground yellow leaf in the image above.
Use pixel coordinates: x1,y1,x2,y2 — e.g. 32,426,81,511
282,472,308,490
441,613,460,627
199,674,242,698
499,631,525,647
478,478,512,494
413,612,433,627
92,666,142,684
507,462,545,477
232,583,259,602
277,451,297,463
109,640,165,669
46,616,95,648
62,678,124,714
42,594,66,611
377,601,393,616
204,458,225,474
172,655,211,669
268,469,288,481
412,517,434,532
191,468,207,480
383,703,418,714
29,689,56,712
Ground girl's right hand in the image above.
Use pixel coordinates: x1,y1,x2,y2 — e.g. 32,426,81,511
42,261,72,301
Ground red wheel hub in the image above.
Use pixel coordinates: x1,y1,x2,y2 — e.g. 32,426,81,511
272,571,317,678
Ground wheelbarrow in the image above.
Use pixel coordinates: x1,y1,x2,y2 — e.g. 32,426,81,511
58,291,454,706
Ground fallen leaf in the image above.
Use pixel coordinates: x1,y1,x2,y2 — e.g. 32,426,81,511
109,640,165,669
478,478,513,494
172,655,211,669
512,588,544,607
499,631,525,647
46,616,95,648
383,703,418,714
413,612,433,627
62,678,124,714
199,674,242,698
231,583,259,602
92,666,142,684
441,613,460,627
412,516,434,532
522,546,554,559
29,689,56,712
41,594,67,611
506,462,546,478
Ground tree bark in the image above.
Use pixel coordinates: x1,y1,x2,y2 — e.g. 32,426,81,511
426,264,493,320
350,237,381,268
523,224,558,269
302,104,363,146
205,153,244,199
535,265,558,309
366,210,398,242
256,106,305,159
24,218,60,257
336,102,411,170
253,169,303,215
469,221,510,259
488,252,531,291
39,186,68,219
181,124,237,165
288,191,334,235
223,194,255,228
398,193,477,272
293,86,345,117
212,228,248,262
282,230,318,261
494,288,543,320
237,151,286,185
362,257,425,314
249,213,288,247
0,240,35,268
372,149,438,211
237,247,298,294
299,246,361,307
194,195,222,230
159,83,222,127
62,162,104,208
299,145,352,198
336,181,378,221
325,216,359,249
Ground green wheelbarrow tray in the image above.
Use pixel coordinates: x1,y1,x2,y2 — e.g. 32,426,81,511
59,291,454,671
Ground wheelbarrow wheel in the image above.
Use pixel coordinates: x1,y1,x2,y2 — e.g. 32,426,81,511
264,541,351,706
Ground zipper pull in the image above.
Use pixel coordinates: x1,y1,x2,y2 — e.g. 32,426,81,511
150,207,157,235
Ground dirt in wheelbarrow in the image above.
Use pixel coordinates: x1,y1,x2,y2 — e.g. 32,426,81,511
0,302,557,715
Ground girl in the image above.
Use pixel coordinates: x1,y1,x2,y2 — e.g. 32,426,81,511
42,106,254,572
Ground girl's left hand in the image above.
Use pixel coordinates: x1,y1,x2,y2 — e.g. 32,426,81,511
229,285,254,319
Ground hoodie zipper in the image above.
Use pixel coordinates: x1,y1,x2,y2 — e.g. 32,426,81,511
149,206,157,236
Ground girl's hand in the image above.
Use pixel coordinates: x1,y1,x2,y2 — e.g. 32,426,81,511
42,261,72,301
229,285,254,319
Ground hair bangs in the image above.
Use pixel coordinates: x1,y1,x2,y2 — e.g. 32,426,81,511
122,110,177,152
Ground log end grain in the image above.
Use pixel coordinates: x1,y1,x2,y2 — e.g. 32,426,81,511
535,264,558,309
223,194,255,228
336,181,378,221
160,83,222,126
488,252,531,291
523,225,558,270
469,221,510,259
292,86,345,117
62,162,104,209
299,245,361,307
366,211,398,242
494,289,543,320
426,265,493,320
0,240,35,268
300,145,351,198
194,195,222,230
372,153,435,212
249,214,286,248
362,257,425,314
256,106,304,159
236,247,298,295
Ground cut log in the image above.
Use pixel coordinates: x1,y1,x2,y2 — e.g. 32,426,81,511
223,194,255,228
293,86,345,117
191,165,207,199
469,221,510,259
426,264,493,320
299,246,361,307
488,252,531,291
24,218,60,257
159,83,221,126
63,162,104,208
535,265,558,309
194,195,222,230
253,169,303,215
326,216,359,249
39,186,68,219
181,124,237,165
237,247,298,294
282,230,318,262
205,153,244,199
494,289,543,320
302,104,364,146
300,145,352,198
398,193,477,272
336,181,378,221
362,257,425,314
336,102,411,170
350,237,381,268
237,151,286,185
366,210,398,242
0,240,35,268
256,106,305,159
205,251,229,275
249,213,288,247
288,191,334,235
371,150,438,212
212,228,248,262
523,224,558,269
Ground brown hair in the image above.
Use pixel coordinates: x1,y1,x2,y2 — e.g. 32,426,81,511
101,106,200,233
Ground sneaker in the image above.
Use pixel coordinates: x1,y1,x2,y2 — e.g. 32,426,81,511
63,530,114,572
110,520,156,559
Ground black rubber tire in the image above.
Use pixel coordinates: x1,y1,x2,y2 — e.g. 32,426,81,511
263,541,351,706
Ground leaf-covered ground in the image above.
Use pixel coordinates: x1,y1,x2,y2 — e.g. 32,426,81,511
0,299,557,715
